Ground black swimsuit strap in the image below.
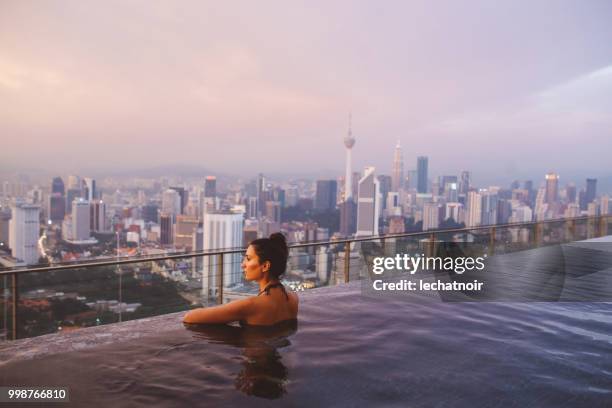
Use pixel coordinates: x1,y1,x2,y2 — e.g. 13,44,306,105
258,282,289,300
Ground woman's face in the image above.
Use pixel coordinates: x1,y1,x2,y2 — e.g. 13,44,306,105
242,245,268,281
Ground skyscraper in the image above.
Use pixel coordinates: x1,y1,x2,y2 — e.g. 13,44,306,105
459,171,471,195
51,176,65,195
392,140,404,192
466,191,482,228
90,200,106,232
480,190,499,226
315,180,337,211
585,178,597,206
356,167,381,237
48,193,66,223
202,210,244,298
339,200,356,236
9,203,40,265
72,199,90,241
544,173,559,204
160,213,174,245
170,186,188,215
417,156,428,194
265,201,282,223
65,188,82,214
162,189,182,217
257,173,266,217
423,202,441,231
204,176,217,198
377,175,392,210
83,178,96,201
566,183,577,204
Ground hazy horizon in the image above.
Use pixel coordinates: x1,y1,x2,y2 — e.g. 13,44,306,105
2,1,612,184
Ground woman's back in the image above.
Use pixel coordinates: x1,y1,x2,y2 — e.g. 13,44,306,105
244,286,299,326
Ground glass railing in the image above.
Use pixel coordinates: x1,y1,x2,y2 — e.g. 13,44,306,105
1,215,610,341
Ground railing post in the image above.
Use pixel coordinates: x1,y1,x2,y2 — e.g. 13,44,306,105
489,226,496,256
427,232,435,258
217,253,224,305
534,222,542,247
566,218,575,242
598,215,605,238
11,273,18,341
344,243,350,283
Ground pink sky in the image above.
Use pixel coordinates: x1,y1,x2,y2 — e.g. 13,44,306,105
1,0,612,183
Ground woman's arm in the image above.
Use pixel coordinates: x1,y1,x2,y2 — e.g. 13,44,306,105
183,297,254,325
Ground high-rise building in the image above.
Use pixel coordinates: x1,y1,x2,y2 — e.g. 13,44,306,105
142,204,159,223
272,188,286,208
65,188,82,214
466,191,482,228
423,202,441,231
285,186,298,207
416,156,428,194
445,202,464,223
600,195,610,216
83,178,96,201
90,200,106,232
480,190,499,226
444,182,459,202
67,175,81,190
162,189,182,217
256,173,266,217
9,203,40,265
392,140,404,192
204,176,217,198
72,199,90,241
315,180,337,211
48,193,66,223
202,210,244,297
247,197,258,219
566,183,577,204
0,209,11,246
544,173,559,204
51,177,65,195
385,192,401,216
174,215,199,250
497,199,512,225
265,201,282,223
170,186,188,215
192,224,204,277
459,171,471,195
585,178,597,207
377,175,392,210
343,114,356,200
356,167,381,237
339,199,356,236
160,213,174,245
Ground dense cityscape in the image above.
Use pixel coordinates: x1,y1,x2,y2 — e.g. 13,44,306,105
1,126,610,338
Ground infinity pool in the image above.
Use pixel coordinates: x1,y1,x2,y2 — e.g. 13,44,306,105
1,283,611,407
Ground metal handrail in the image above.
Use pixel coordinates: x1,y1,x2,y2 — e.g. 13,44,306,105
2,214,609,341
1,215,607,277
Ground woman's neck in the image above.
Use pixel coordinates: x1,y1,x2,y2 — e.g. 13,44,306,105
258,277,280,292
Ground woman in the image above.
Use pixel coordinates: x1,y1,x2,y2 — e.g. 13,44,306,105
183,233,298,326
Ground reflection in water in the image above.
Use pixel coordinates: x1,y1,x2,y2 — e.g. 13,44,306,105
185,320,298,399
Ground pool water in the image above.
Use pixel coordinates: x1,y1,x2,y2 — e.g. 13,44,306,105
1,283,611,407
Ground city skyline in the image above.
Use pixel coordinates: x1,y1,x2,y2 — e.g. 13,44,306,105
1,1,612,182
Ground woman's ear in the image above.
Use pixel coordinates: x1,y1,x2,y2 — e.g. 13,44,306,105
262,260,271,272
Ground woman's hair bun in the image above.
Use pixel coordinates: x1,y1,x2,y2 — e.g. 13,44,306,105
269,232,286,244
